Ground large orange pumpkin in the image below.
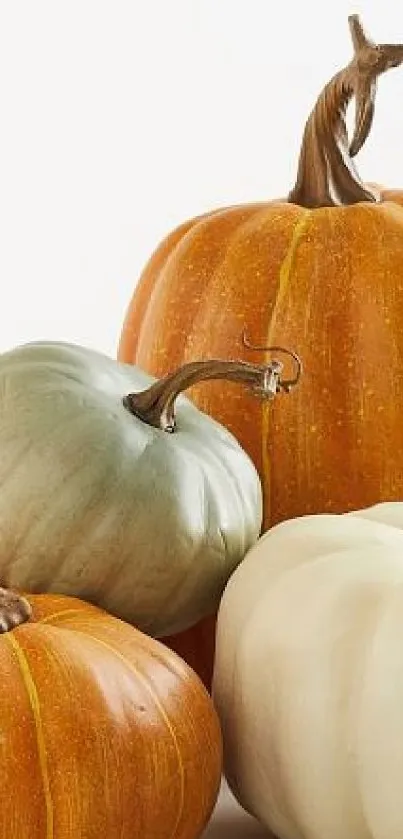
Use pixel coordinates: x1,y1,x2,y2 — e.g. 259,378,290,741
118,16,403,686
0,589,222,838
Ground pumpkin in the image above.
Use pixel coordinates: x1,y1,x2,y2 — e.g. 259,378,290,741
0,588,222,839
0,340,300,639
117,14,403,685
212,501,403,839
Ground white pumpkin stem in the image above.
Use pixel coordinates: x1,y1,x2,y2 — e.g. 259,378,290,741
0,587,32,633
123,350,302,432
288,15,403,208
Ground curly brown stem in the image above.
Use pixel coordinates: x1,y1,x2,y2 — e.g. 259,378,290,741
288,15,403,208
123,351,302,432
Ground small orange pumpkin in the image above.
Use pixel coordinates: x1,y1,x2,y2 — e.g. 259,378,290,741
118,15,403,686
0,590,222,839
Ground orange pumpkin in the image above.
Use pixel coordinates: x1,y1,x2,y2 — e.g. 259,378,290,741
118,16,403,686
0,590,222,839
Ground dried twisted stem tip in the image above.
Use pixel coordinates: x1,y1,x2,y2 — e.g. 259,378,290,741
124,346,301,432
288,15,403,208
348,15,403,157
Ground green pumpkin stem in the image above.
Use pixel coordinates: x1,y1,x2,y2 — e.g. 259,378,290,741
288,15,403,208
0,587,32,634
123,349,302,432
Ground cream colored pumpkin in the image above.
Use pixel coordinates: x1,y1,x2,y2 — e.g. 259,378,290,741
0,341,265,638
213,502,403,839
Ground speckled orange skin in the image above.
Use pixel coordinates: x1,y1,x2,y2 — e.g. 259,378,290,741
118,189,403,686
0,593,222,838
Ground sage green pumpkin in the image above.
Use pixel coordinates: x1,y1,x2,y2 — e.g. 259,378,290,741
0,341,262,636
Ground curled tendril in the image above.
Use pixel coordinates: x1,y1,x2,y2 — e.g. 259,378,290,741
242,330,302,393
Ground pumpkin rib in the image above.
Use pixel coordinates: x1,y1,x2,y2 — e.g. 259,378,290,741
266,209,312,341
125,209,224,364
118,204,264,363
119,218,200,362
262,208,312,524
178,204,292,365
65,626,186,839
2,404,118,589
7,633,54,839
178,208,260,363
39,608,89,624
171,204,303,479
144,206,266,374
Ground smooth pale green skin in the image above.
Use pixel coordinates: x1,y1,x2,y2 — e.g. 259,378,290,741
212,502,403,839
0,341,262,636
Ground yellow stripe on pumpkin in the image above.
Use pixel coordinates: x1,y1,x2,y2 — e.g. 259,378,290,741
262,209,312,524
40,609,89,624
7,634,54,839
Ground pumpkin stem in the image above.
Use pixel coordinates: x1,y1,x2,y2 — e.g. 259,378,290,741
0,587,32,633
123,349,302,432
288,15,403,208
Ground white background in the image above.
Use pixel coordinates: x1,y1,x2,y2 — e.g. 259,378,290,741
1,0,403,358
2,2,403,834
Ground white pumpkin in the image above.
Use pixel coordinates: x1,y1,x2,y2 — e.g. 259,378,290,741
0,340,284,637
213,502,403,839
